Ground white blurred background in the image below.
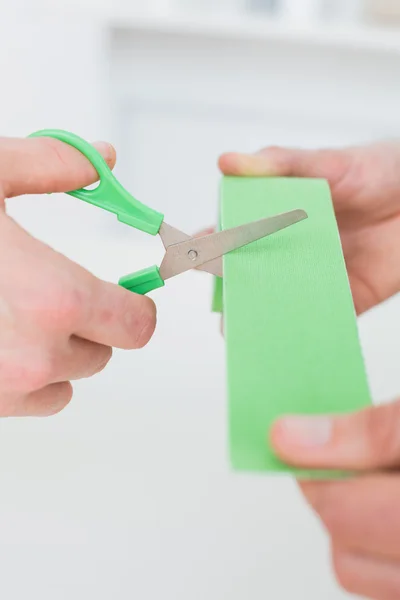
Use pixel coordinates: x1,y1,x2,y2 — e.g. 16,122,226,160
1,0,400,598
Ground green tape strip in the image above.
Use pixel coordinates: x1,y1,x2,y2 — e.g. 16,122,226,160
220,177,372,478
212,276,223,313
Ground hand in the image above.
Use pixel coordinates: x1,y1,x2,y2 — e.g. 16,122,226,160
219,142,400,314
219,144,400,599
0,136,156,417
271,403,400,600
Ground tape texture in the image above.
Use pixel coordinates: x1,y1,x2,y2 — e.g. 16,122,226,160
217,177,372,476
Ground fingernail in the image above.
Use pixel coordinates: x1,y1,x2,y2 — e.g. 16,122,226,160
92,141,115,163
277,416,333,447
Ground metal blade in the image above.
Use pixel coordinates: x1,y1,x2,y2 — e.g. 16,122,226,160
159,209,308,281
159,222,223,277
158,222,190,249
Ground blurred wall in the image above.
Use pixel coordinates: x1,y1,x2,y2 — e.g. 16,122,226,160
0,3,400,600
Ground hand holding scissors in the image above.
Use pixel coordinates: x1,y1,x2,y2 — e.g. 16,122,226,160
29,130,308,295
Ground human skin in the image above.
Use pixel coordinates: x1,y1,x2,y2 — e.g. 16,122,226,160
218,144,400,599
0,136,156,417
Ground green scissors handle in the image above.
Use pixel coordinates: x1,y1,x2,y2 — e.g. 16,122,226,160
119,266,165,296
27,130,308,297
29,129,164,235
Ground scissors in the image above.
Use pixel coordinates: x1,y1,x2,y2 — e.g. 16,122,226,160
29,130,308,295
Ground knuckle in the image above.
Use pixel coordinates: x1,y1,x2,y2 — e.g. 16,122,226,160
40,286,85,331
2,354,53,392
35,138,69,192
44,138,71,181
261,145,282,153
258,145,285,161
257,145,280,154
25,357,54,390
125,298,157,349
44,137,100,190
257,145,293,174
0,396,23,418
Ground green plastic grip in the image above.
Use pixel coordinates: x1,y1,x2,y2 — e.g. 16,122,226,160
28,129,164,235
119,265,165,295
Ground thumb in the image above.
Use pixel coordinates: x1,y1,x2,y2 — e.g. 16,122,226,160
270,401,400,471
218,145,350,183
0,136,116,199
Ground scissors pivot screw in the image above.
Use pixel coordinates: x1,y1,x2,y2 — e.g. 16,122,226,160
29,129,308,295
188,250,199,261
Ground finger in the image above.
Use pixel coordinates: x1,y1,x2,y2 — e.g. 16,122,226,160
300,476,400,561
333,546,400,600
218,146,350,184
76,280,157,350
0,137,117,198
50,336,112,383
6,239,157,352
8,382,74,417
194,227,215,238
270,400,400,471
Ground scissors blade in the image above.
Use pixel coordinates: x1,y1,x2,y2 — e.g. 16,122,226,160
159,209,308,281
159,222,223,277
